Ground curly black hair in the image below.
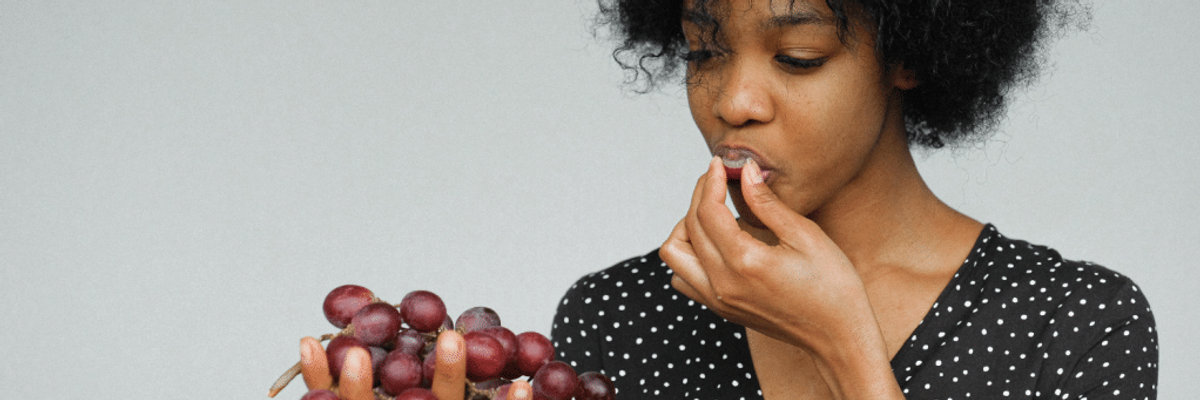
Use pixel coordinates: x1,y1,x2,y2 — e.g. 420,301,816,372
596,0,1089,148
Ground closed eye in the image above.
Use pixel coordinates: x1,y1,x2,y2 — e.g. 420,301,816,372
775,55,825,69
682,49,716,63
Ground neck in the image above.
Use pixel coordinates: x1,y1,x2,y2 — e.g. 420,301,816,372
820,128,981,277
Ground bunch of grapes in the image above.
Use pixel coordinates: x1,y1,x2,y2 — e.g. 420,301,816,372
268,285,615,400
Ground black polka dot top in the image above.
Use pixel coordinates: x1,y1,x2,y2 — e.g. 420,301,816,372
551,224,1158,399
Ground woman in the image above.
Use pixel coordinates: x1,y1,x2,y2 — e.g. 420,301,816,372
297,0,1156,398
550,0,1157,399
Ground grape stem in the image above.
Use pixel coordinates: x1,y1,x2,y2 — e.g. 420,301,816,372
267,361,301,397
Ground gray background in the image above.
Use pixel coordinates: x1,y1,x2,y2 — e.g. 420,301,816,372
2,0,1196,398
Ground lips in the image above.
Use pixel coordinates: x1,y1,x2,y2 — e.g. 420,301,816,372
714,146,772,182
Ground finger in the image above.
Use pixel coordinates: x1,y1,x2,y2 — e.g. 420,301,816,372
431,330,467,400
739,159,810,244
506,380,533,400
299,336,333,390
661,218,711,299
683,157,728,265
338,347,375,400
695,154,751,258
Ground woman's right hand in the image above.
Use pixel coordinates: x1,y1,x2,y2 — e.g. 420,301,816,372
298,330,532,400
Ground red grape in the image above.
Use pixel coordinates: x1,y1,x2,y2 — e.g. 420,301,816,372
463,331,507,381
455,306,501,333
299,388,341,400
513,331,555,377
325,335,366,381
399,290,448,333
531,361,578,400
394,387,439,400
478,326,518,365
379,350,423,395
393,328,427,355
323,285,374,329
350,302,402,346
575,371,616,400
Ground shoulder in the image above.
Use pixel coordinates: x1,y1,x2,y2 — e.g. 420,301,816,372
897,225,1158,398
961,225,1151,318
554,249,673,311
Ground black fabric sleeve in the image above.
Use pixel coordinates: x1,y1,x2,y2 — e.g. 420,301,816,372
1059,279,1159,399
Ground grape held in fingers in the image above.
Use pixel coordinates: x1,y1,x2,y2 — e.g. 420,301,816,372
456,306,502,333
323,285,375,329
513,331,555,377
464,331,507,381
349,302,403,346
380,350,423,395
325,335,367,381
531,361,578,400
576,371,616,400
399,290,448,333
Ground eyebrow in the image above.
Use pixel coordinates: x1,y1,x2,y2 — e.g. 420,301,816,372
760,10,830,31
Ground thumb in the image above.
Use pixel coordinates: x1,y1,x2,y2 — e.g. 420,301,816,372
506,380,533,400
739,159,807,238
431,330,467,400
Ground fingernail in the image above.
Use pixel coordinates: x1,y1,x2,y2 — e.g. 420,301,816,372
745,159,764,184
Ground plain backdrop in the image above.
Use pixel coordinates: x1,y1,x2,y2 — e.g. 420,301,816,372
2,0,1196,398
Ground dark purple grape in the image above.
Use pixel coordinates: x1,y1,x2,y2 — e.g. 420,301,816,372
399,290,448,333
455,306,501,333
575,371,615,400
421,344,437,388
393,328,427,355
350,302,402,346
323,285,375,329
325,335,367,381
394,387,439,400
299,388,341,400
478,326,518,365
380,350,423,395
474,378,511,391
463,331,506,381
493,383,513,400
513,331,554,377
369,346,388,384
440,314,454,331
531,361,578,400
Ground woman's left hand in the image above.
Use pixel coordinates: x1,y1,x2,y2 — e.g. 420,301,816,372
659,156,881,353
297,330,533,400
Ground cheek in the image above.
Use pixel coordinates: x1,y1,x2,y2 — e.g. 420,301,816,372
686,84,722,144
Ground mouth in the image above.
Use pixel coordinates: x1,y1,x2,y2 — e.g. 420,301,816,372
714,146,772,182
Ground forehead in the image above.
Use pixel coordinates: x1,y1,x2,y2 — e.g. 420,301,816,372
682,0,834,26
681,0,840,34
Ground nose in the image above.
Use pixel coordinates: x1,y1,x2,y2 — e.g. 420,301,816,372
712,59,775,127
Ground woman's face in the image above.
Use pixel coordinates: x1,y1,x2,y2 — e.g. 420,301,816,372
683,0,914,228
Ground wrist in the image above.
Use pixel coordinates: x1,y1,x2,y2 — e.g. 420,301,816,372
808,324,904,400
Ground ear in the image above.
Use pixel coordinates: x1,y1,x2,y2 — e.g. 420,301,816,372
890,63,919,90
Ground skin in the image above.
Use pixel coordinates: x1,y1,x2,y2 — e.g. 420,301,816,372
299,331,533,400
660,0,984,399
